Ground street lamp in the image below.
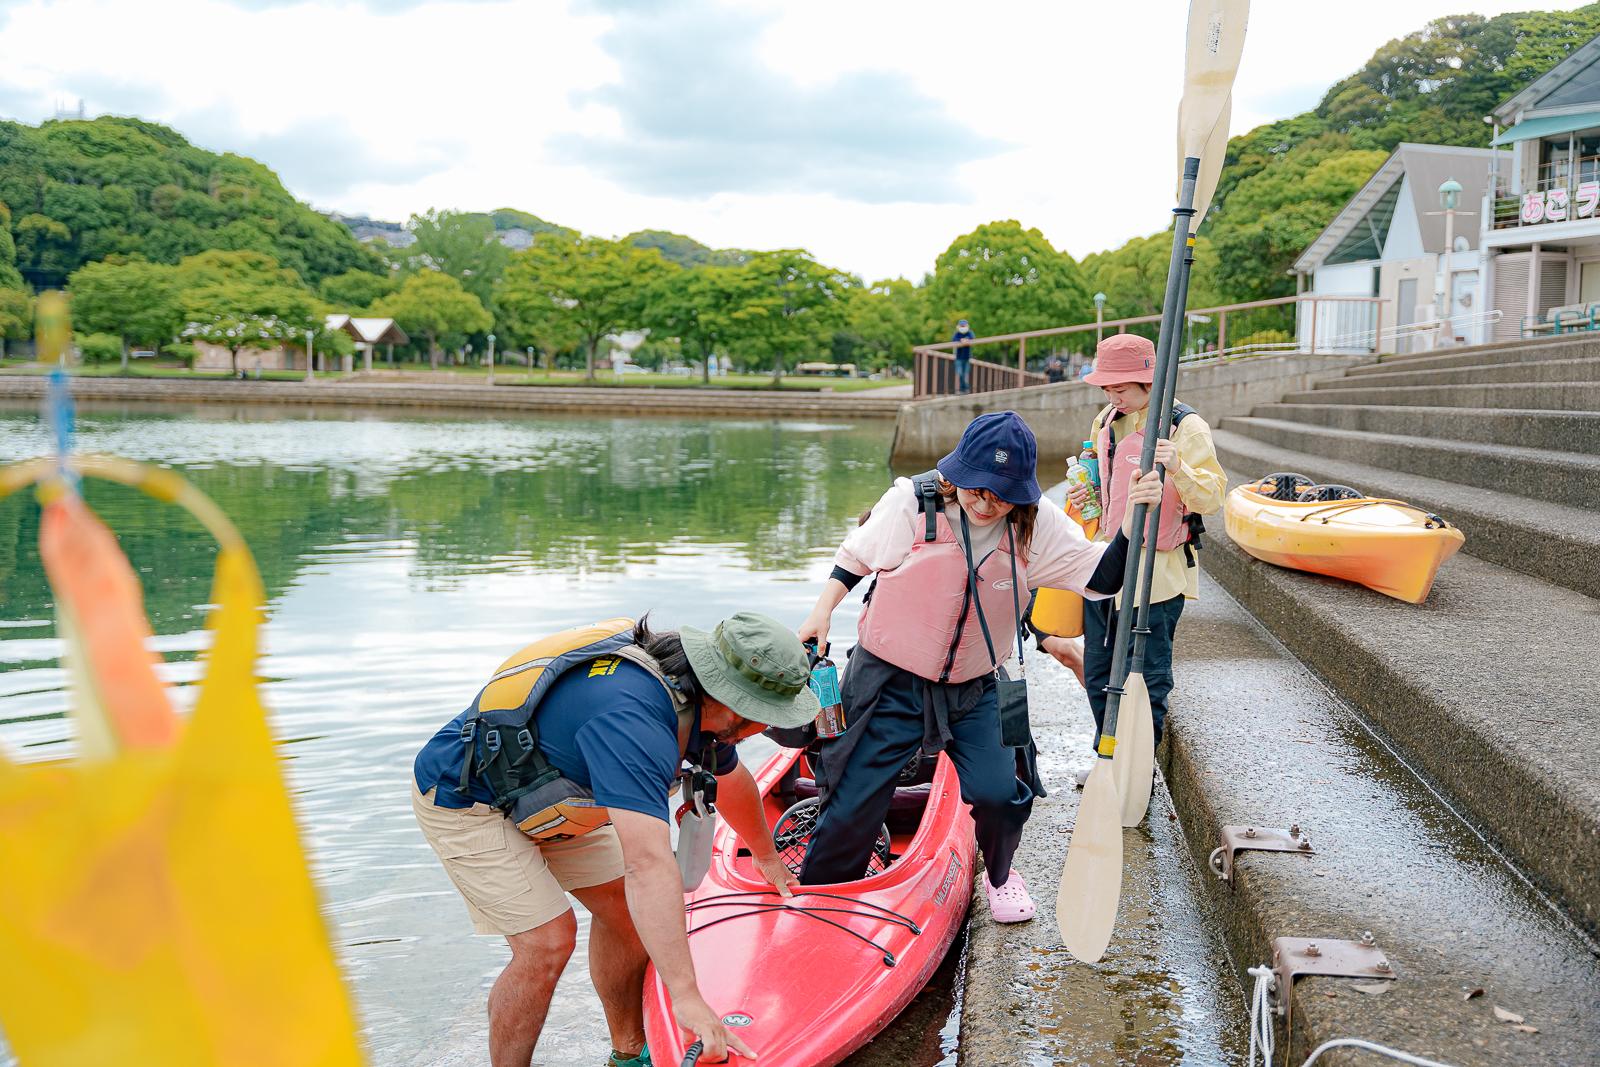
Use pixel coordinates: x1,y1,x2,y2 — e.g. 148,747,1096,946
486,332,496,385
1094,292,1107,345
304,328,314,383
1437,179,1463,347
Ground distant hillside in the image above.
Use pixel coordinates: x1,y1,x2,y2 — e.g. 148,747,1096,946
0,116,383,288
1196,5,1600,302
624,229,749,268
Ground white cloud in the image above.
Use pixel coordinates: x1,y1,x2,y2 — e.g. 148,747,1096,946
0,0,1592,283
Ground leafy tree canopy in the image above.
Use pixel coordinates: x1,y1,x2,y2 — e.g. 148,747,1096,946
403,209,511,306
370,269,492,366
319,269,398,310
67,257,184,348
927,221,1091,341
495,235,674,379
625,229,749,269
0,116,382,288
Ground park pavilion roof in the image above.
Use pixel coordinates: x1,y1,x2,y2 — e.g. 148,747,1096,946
325,314,408,346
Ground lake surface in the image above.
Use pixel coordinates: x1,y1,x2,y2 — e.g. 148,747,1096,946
0,404,896,1066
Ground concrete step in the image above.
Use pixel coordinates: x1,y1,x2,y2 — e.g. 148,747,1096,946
1211,427,1600,599
1316,357,1600,391
1248,403,1600,455
1220,417,1600,508
1198,515,1600,945
1277,381,1600,411
1167,575,1600,1064
1348,335,1600,376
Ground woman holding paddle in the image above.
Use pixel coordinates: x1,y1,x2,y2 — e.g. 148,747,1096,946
795,411,1162,922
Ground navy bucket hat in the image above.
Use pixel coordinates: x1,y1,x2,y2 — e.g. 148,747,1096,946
936,411,1041,505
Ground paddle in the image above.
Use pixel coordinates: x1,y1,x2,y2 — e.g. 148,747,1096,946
1057,0,1249,960
1112,6,1246,828
681,1041,704,1066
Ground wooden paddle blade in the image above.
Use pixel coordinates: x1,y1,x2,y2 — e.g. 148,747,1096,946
1191,93,1233,227
1112,671,1155,827
1056,760,1123,963
1180,0,1250,158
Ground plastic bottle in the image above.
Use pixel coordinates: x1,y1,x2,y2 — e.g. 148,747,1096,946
1079,440,1100,487
808,645,847,739
1066,456,1103,523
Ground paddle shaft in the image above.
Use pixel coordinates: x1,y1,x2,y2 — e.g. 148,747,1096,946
1128,222,1199,674
681,1040,704,1066
1099,155,1200,748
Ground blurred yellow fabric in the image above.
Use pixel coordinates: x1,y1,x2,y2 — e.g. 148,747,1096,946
0,461,364,1066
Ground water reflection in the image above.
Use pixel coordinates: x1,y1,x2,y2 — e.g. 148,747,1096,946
0,407,892,1066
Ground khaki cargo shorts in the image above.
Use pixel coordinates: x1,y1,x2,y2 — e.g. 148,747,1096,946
412,784,624,936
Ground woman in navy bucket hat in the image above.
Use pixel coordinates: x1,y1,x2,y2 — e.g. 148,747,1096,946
794,411,1163,922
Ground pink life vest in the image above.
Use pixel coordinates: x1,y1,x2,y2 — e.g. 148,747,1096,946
855,478,1028,685
1098,404,1190,552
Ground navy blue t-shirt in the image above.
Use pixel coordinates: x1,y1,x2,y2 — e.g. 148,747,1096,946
413,656,739,821
951,328,975,361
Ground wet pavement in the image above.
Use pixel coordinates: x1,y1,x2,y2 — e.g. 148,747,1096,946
1163,575,1600,1065
956,652,1251,1066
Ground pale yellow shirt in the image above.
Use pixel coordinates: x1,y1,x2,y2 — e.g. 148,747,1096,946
1090,400,1227,605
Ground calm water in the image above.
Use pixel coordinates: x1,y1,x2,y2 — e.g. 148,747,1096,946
0,404,895,1066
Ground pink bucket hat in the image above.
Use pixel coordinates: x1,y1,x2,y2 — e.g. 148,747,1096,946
1083,334,1156,386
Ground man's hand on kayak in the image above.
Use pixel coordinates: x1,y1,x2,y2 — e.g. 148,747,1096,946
753,853,798,897
677,993,756,1061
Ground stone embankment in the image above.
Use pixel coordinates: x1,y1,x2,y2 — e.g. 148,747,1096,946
1167,333,1600,1063
889,350,1365,468
0,375,907,420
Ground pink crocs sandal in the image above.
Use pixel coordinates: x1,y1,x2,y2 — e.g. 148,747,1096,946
984,870,1037,923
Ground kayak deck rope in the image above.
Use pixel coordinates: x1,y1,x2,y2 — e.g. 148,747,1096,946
1294,498,1450,529
684,890,920,968
1247,965,1461,1067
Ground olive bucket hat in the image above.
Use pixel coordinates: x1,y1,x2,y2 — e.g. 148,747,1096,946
680,612,821,730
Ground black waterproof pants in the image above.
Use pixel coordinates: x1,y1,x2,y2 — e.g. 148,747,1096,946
799,669,1032,889
1083,593,1185,750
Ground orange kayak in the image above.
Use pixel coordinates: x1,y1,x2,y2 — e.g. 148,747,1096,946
1224,475,1465,604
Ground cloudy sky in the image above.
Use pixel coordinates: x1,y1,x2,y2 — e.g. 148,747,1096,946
0,0,1589,280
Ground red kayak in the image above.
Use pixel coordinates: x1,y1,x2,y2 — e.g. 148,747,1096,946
643,745,976,1067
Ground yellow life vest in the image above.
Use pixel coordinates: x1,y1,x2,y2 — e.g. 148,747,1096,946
459,618,693,841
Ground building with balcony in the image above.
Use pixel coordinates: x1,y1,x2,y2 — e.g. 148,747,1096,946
1294,143,1502,353
1485,32,1600,339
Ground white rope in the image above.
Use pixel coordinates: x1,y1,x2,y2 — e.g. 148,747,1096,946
1248,964,1276,1067
1246,964,1462,1067
1300,1039,1460,1067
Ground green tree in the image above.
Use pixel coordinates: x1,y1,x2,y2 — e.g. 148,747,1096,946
840,278,934,372
728,250,855,381
319,269,398,309
406,209,512,307
0,286,32,359
646,261,769,382
927,221,1091,347
0,116,381,286
74,331,123,365
67,258,184,370
180,277,322,375
371,270,493,369
0,201,22,289
496,236,672,381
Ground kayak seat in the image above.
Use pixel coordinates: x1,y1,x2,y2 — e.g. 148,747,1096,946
1257,471,1314,501
790,777,933,834
1297,483,1365,502
772,797,893,877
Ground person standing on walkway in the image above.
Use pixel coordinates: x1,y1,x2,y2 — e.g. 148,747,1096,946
411,613,818,1066
795,412,1165,922
951,319,976,394
1044,334,1226,781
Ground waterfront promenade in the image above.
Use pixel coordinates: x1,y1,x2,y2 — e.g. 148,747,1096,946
0,374,909,420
